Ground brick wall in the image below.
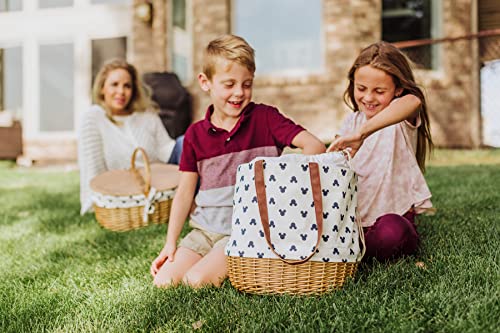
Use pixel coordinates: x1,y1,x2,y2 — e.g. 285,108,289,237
132,0,481,147
418,0,481,147
247,0,381,141
132,0,169,73
24,138,77,164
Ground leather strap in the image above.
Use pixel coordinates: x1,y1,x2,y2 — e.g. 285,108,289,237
254,160,323,265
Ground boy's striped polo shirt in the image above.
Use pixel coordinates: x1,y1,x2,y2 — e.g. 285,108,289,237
179,102,304,235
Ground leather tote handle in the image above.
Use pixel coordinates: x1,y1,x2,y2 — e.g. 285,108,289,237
254,160,323,265
130,147,151,195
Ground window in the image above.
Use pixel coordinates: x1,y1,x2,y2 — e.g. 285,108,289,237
0,0,22,11
232,0,322,76
91,0,131,4
382,0,441,69
170,0,191,82
0,46,23,115
39,0,73,8
91,37,127,87
0,0,132,143
39,43,74,132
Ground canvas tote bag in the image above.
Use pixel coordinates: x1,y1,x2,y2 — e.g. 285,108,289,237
226,152,365,294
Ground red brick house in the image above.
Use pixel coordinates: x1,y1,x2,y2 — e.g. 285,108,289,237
1,0,499,162
132,0,500,149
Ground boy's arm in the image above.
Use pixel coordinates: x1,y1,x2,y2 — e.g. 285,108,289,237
291,130,326,155
327,94,421,156
150,171,198,276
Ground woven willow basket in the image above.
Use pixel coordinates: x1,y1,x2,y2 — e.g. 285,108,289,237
90,147,179,232
227,257,358,295
226,155,364,295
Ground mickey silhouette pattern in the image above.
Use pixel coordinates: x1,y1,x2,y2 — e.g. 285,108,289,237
91,189,175,209
226,153,362,263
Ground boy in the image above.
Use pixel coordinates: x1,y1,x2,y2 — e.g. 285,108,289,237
150,34,325,288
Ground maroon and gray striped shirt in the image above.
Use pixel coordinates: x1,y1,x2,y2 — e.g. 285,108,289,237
179,102,305,234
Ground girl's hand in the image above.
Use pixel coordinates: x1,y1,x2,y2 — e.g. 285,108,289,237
327,132,364,157
150,242,177,277
326,134,340,153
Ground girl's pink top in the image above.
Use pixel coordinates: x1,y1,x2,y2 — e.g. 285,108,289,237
338,111,433,227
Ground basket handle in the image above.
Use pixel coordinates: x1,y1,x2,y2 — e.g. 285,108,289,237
254,160,323,265
130,147,151,195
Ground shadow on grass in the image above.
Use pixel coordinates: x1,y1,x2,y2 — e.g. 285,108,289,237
0,283,83,333
2,164,499,332
0,186,80,229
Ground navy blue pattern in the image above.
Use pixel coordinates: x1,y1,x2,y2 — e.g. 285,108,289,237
227,154,361,263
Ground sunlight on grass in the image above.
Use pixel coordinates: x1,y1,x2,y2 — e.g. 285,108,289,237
0,217,35,240
428,148,500,166
0,151,499,332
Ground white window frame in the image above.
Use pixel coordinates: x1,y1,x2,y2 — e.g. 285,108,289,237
382,0,442,71
0,0,132,141
167,0,193,84
429,0,442,70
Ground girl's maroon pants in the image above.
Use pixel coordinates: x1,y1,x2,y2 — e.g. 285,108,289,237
363,211,419,261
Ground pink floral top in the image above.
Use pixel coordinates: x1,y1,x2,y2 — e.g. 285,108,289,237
338,111,433,227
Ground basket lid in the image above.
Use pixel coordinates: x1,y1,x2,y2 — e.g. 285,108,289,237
90,163,179,196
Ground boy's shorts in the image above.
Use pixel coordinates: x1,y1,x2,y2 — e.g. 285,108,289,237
178,220,229,256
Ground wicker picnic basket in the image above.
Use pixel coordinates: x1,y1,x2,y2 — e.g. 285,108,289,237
226,153,365,295
227,258,359,295
90,147,179,231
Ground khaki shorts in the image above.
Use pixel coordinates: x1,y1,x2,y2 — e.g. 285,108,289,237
178,220,229,256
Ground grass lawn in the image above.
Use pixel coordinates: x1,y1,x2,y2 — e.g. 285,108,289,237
1,149,499,332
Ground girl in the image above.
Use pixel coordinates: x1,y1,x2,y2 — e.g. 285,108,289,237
327,41,434,261
78,59,183,215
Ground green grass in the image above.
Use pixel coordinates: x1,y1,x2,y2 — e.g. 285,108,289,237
1,150,499,332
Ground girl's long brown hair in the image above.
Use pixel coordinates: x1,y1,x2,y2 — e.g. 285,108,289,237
344,41,433,172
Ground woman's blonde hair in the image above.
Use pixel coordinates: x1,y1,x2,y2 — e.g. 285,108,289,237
344,41,433,172
202,34,256,80
92,58,154,120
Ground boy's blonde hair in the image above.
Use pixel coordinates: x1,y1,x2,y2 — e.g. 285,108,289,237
202,34,256,80
92,58,154,121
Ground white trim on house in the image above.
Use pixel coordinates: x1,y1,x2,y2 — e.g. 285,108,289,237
0,1,132,147
167,0,193,84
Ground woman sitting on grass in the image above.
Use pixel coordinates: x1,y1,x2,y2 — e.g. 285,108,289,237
77,59,183,215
